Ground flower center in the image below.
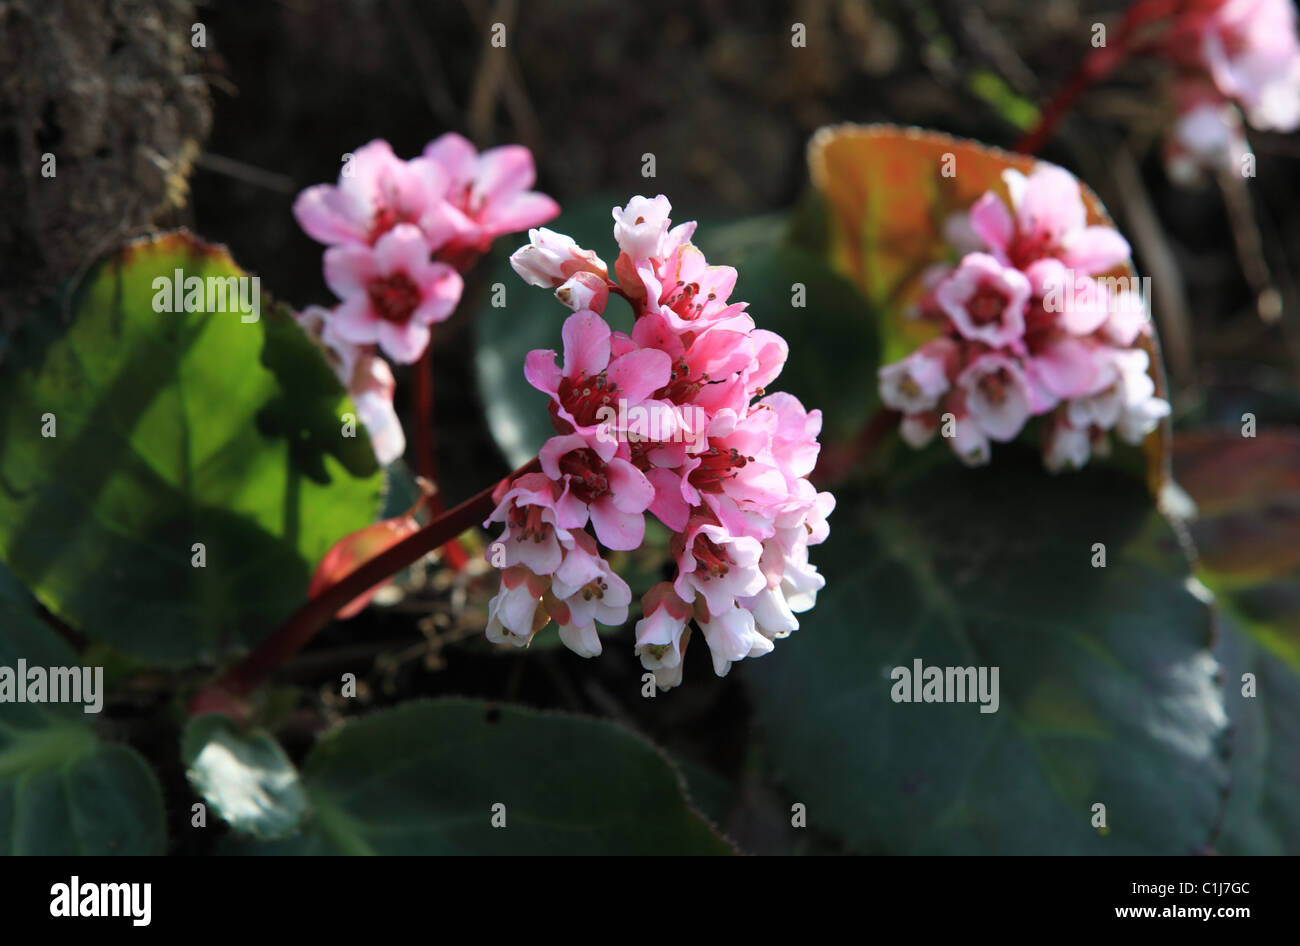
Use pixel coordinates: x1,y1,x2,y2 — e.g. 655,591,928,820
1007,229,1057,269
367,272,421,324
556,373,619,428
580,576,609,601
559,448,611,504
368,206,416,243
978,368,1014,405
654,357,704,403
508,504,550,543
687,443,749,494
968,283,1010,326
664,280,717,322
691,534,731,578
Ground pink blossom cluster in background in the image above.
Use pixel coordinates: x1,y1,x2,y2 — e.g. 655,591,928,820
291,135,558,464
1164,0,1300,181
878,165,1170,471
482,196,833,689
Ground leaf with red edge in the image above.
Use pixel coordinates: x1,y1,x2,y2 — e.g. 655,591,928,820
308,516,421,619
1173,428,1300,853
807,123,1171,492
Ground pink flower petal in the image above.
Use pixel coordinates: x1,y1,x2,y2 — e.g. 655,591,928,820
377,319,430,364
323,245,376,299
1062,226,1131,275
589,499,645,551
422,132,477,183
606,348,673,404
293,185,366,245
524,349,562,395
969,192,1013,254
605,458,655,514
328,295,379,345
473,145,536,205
373,224,432,274
561,310,612,379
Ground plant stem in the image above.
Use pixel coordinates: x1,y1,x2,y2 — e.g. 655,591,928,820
1013,0,1184,155
191,457,539,719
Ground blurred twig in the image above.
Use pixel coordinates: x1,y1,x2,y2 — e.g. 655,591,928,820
194,151,295,193
460,0,539,150
1110,144,1197,393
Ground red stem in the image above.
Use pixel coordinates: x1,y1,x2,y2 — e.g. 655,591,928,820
1013,0,1187,155
190,457,540,719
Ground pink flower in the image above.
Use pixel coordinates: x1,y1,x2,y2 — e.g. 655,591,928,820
949,407,993,467
673,517,767,618
878,340,954,414
323,224,463,363
554,272,611,314
935,253,1031,347
634,583,694,689
1043,415,1093,473
485,196,832,686
484,472,576,575
295,305,406,465
524,310,672,442
970,166,1131,275
509,227,609,289
699,605,774,677
957,354,1034,442
538,433,655,551
293,140,456,250
612,195,682,260
1198,0,1300,131
1166,94,1252,183
348,355,406,466
548,532,632,657
486,567,551,648
423,133,559,263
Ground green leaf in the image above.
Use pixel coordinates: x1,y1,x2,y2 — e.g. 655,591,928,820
0,231,384,664
224,698,733,854
0,604,165,854
183,714,309,840
746,446,1226,854
1174,429,1300,853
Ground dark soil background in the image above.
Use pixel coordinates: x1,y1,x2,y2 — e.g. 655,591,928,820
6,0,1299,854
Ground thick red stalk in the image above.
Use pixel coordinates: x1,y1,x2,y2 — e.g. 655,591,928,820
190,457,540,719
1013,0,1190,154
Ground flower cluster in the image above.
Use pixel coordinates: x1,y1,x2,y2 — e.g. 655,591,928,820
292,135,558,463
878,166,1170,471
1164,0,1300,180
482,196,833,689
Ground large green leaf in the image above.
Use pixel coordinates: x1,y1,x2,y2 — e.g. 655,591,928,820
746,447,1226,854
1174,429,1300,854
0,231,384,664
225,698,733,854
0,603,165,854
